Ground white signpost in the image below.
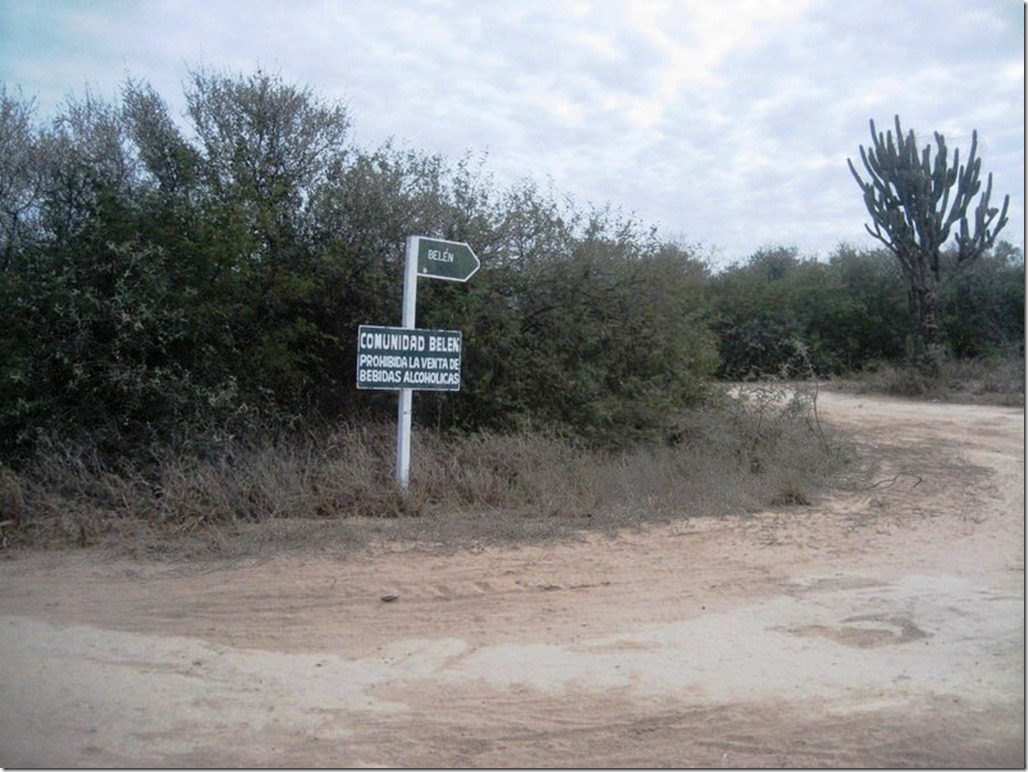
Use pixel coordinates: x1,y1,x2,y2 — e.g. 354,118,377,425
358,236,480,489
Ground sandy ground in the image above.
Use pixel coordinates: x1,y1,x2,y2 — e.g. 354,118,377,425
0,391,1023,768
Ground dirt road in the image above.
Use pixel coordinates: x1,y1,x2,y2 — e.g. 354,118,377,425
0,391,1023,768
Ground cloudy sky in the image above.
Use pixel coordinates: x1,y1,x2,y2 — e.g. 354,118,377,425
1,0,1023,264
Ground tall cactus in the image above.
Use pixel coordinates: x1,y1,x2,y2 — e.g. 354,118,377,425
848,115,1009,370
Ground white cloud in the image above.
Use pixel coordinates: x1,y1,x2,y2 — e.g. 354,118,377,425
0,0,1022,260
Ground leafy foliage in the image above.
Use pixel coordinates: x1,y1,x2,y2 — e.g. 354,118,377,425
707,242,1022,380
0,75,1022,465
0,71,718,459
939,242,1025,358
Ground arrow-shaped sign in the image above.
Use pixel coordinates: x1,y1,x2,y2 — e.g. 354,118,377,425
415,236,480,282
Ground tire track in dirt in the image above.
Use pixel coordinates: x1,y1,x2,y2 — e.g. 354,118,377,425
0,391,1022,767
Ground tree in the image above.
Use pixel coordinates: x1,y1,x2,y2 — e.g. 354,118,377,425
940,241,1025,358
709,247,843,379
0,87,44,270
186,67,350,263
848,115,1009,371
826,245,907,369
182,68,354,411
1,66,727,456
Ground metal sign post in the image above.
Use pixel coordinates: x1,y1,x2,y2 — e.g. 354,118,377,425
396,236,420,489
383,235,479,489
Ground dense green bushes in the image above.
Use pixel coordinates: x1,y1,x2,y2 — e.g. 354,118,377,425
0,72,718,459
0,69,1023,465
709,243,1022,380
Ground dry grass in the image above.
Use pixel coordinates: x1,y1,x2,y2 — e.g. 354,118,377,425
5,384,852,559
845,353,1024,406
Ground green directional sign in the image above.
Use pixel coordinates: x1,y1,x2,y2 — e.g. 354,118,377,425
416,237,480,282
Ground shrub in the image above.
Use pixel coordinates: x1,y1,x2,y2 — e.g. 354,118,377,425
8,382,848,555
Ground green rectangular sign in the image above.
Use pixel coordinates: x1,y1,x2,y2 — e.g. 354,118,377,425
416,237,480,282
356,325,462,391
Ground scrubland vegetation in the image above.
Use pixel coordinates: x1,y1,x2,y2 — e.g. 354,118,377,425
0,70,1021,554
6,384,846,556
